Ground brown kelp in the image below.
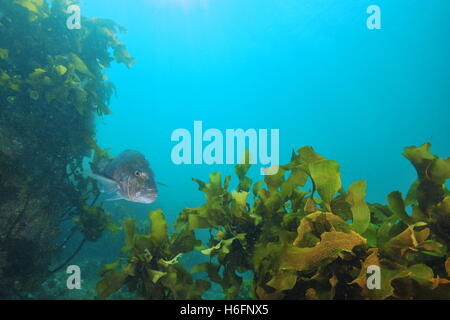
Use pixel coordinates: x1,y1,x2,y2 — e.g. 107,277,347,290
96,209,210,300
0,0,133,297
98,143,449,300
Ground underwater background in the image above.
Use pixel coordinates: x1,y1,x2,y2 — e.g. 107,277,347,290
0,0,449,300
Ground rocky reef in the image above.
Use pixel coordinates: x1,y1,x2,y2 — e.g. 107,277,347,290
0,0,133,298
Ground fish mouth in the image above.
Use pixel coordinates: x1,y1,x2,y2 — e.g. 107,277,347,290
134,189,158,204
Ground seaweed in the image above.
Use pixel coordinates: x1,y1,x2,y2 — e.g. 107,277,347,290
1,0,448,301
98,143,449,300
96,209,210,300
0,0,133,297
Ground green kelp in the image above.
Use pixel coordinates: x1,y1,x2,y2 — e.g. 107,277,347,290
99,143,449,300
0,0,133,297
177,146,370,300
96,209,210,300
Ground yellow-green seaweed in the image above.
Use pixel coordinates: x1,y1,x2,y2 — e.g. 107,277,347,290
98,143,449,300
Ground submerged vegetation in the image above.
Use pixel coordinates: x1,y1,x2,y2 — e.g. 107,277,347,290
97,209,210,300
0,1,448,301
0,0,133,297
98,143,450,300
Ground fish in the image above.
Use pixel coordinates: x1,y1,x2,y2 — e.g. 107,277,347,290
88,150,158,204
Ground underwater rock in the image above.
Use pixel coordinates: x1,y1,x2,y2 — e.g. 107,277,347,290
0,0,134,298
0,125,24,159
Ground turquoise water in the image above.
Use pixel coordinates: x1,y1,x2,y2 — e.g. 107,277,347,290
63,0,448,298
83,0,449,215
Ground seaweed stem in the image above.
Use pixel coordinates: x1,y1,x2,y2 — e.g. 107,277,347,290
55,229,77,250
4,198,29,241
49,237,87,274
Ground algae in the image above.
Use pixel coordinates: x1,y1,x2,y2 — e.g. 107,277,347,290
0,0,133,297
97,143,449,300
96,210,209,300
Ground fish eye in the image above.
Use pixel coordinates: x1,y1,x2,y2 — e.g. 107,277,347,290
134,170,142,177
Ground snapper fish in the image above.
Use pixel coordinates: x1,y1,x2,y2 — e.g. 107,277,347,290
89,150,158,204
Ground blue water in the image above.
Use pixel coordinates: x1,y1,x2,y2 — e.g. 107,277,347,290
81,0,449,222
52,0,450,299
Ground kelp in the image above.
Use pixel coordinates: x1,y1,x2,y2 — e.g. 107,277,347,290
0,0,133,297
98,143,449,300
96,210,210,300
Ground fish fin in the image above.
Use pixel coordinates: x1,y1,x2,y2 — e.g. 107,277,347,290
105,194,124,201
87,172,119,193
157,181,168,187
